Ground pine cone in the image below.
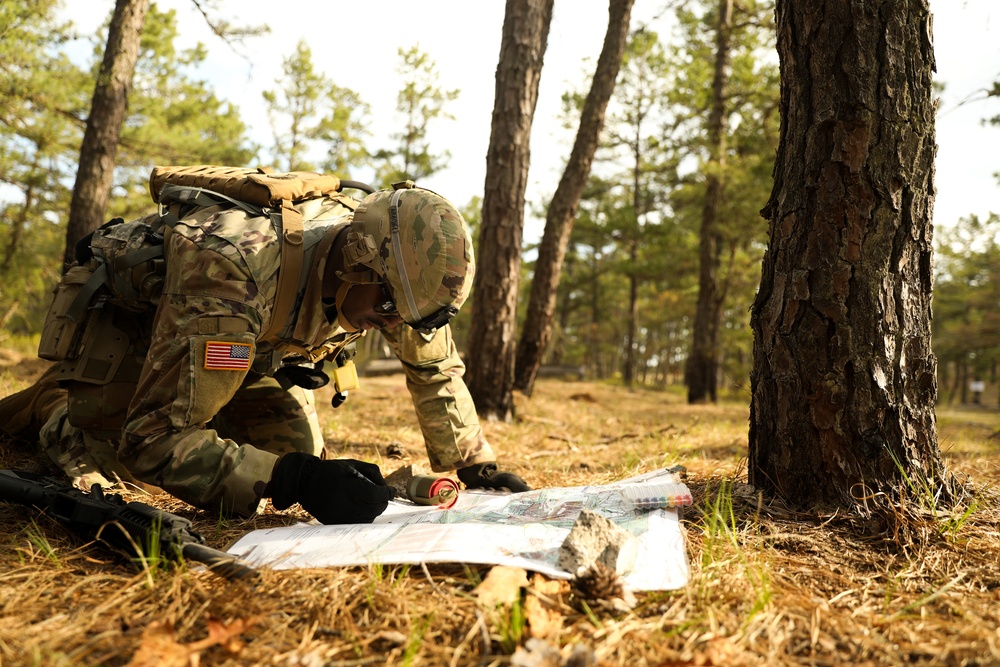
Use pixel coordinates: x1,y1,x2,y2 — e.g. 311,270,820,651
570,563,625,611
386,442,407,459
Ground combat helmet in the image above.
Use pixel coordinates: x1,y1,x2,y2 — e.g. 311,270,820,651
338,181,475,334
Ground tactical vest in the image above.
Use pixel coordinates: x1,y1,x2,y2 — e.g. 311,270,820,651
39,166,363,385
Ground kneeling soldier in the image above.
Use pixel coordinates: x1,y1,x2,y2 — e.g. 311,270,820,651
0,167,529,524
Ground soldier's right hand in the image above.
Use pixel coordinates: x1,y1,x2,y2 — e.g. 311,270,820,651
267,452,396,524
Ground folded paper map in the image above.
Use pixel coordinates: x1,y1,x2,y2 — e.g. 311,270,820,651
226,467,692,591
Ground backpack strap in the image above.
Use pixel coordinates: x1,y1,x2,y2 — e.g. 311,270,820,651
260,200,305,346
155,184,304,346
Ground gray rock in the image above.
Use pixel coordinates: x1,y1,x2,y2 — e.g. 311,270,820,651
557,509,638,576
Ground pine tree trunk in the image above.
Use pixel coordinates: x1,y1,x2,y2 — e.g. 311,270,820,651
513,0,634,397
466,0,553,422
588,256,601,378
686,0,733,404
550,276,573,365
64,0,148,269
623,239,639,387
958,361,968,404
3,181,34,273
749,0,941,507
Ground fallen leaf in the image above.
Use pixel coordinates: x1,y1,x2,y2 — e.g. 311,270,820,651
197,617,248,654
524,595,563,640
473,565,528,607
530,573,570,598
126,617,251,667
127,621,191,667
525,574,568,640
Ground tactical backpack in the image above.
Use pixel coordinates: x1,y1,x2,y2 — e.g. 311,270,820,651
38,166,369,385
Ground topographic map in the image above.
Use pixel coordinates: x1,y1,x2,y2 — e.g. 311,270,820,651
226,468,692,591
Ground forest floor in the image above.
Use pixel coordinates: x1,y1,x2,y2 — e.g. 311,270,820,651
1,350,999,666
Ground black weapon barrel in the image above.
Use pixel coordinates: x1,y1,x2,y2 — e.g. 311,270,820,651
0,469,59,505
181,543,256,580
111,502,256,581
0,470,255,581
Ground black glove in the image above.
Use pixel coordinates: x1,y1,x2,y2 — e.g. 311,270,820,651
457,462,531,493
268,452,395,524
274,364,329,390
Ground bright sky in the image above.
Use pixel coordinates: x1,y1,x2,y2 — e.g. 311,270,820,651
61,0,1000,242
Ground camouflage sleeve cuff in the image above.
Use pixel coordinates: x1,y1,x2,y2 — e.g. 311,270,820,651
122,427,279,518
219,444,280,517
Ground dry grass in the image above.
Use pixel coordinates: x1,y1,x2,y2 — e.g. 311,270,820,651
2,353,999,666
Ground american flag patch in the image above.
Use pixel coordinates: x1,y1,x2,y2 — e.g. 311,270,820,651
204,341,252,371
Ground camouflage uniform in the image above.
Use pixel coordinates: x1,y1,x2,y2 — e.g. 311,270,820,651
32,193,494,517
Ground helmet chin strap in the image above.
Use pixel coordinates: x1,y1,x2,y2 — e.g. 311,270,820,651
334,281,360,332
332,266,379,333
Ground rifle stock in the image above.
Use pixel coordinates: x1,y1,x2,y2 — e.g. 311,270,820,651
0,470,254,580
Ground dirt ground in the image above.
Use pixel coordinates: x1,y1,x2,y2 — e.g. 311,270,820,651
1,353,998,666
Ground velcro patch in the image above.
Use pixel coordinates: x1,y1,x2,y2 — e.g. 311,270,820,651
204,341,252,371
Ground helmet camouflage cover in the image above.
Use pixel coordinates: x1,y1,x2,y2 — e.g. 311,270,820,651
343,183,475,333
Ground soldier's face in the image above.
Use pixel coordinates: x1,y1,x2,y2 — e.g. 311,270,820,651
340,282,403,332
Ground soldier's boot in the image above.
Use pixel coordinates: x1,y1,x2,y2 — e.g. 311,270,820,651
457,462,531,493
0,364,65,441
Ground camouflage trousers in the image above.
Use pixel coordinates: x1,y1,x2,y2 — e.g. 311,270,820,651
36,374,324,491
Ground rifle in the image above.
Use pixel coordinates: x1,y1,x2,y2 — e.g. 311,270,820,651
0,470,254,580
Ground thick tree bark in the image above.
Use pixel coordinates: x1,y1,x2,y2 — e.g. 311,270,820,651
749,0,941,507
686,0,734,404
63,0,148,269
513,0,634,396
466,0,554,422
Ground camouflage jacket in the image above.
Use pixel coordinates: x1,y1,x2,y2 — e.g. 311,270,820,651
107,195,491,516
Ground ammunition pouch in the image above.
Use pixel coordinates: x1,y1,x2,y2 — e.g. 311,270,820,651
57,305,132,385
38,263,106,362
61,308,150,434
